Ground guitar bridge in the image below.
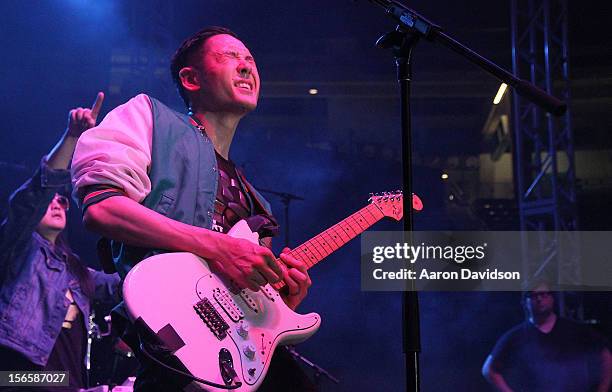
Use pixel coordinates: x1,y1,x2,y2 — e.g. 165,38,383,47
194,298,229,340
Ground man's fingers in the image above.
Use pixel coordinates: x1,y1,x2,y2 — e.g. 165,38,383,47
259,267,282,284
245,278,261,292
288,268,311,287
284,269,310,296
261,249,283,278
284,272,299,295
256,254,282,284
90,91,105,120
74,108,85,121
246,269,269,291
250,270,267,286
280,252,307,273
86,116,96,128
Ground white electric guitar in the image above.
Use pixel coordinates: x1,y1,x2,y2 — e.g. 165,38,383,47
123,192,417,391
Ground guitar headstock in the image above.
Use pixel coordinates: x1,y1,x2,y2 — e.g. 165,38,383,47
369,191,424,221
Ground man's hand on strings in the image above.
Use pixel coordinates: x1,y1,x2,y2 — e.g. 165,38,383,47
207,237,284,292
279,247,311,310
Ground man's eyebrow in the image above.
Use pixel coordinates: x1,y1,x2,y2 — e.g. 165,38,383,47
216,49,255,60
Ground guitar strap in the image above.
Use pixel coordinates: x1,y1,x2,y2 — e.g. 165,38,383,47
235,167,270,216
235,168,280,240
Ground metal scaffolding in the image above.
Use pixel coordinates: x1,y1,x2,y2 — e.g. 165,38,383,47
510,0,580,316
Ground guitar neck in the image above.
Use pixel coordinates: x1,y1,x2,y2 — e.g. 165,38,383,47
272,203,386,290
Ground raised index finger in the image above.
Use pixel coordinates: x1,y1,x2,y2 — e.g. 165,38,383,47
90,91,105,120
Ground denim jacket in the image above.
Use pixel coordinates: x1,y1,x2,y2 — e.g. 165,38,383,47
0,161,121,366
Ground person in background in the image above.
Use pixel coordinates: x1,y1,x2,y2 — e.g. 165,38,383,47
0,92,121,391
482,280,612,392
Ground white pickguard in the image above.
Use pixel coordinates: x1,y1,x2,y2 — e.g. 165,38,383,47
122,220,321,391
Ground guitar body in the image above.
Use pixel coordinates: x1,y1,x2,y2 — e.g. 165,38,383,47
123,192,410,391
123,221,321,391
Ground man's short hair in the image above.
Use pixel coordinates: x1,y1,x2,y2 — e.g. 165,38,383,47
521,277,555,303
170,26,240,109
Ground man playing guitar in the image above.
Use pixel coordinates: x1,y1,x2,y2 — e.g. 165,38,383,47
72,27,314,391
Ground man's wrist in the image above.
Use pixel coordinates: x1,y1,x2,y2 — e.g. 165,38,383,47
191,226,228,261
63,128,80,141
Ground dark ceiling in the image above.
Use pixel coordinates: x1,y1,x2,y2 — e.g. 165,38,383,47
1,1,610,168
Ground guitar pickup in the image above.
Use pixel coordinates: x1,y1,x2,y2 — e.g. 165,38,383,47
213,288,244,322
260,285,276,302
239,289,259,313
194,298,229,340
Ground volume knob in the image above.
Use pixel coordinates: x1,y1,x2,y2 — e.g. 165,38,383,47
236,320,250,339
243,344,256,360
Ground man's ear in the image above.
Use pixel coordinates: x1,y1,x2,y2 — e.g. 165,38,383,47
178,66,201,93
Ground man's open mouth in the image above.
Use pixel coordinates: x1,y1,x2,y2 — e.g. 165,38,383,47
235,80,253,91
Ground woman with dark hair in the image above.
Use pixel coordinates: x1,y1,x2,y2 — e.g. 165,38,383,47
0,92,121,391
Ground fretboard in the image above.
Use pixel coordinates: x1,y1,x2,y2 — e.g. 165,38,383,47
272,202,385,290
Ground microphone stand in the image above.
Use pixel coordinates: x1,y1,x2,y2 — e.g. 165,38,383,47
286,345,340,390
366,1,567,391
85,310,113,388
257,188,304,246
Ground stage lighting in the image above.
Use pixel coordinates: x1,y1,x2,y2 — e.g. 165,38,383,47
493,83,508,105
